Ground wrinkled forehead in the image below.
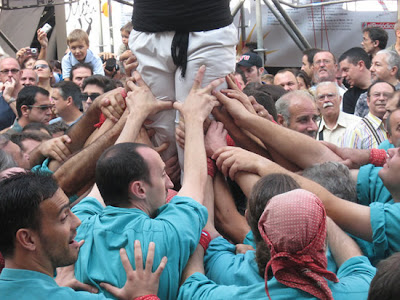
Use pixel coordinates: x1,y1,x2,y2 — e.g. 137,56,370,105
371,82,394,94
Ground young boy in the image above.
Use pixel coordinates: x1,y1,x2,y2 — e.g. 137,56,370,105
61,29,104,80
118,22,133,62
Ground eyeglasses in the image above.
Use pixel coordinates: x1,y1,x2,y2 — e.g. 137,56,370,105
317,93,337,101
28,104,54,111
81,93,101,101
33,64,49,70
0,69,20,75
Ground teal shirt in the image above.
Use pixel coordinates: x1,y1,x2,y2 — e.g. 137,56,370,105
72,195,208,300
378,140,394,150
179,256,375,300
0,268,108,299
357,164,392,206
205,236,338,287
370,202,400,263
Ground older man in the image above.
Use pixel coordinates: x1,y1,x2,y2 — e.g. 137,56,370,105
275,90,320,138
370,50,400,89
0,57,23,130
341,81,395,149
316,82,361,146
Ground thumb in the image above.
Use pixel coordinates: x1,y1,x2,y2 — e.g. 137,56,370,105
74,281,99,294
100,282,121,298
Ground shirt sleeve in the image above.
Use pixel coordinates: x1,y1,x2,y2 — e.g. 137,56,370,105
71,197,104,222
61,54,72,79
369,202,400,262
91,55,105,76
357,164,392,206
204,236,262,286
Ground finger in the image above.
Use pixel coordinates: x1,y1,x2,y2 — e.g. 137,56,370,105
134,240,144,272
101,106,119,123
213,90,232,107
203,77,225,94
100,282,121,298
154,142,169,154
154,256,167,278
61,135,72,144
49,150,63,163
191,65,206,91
126,80,137,92
120,247,135,274
155,100,174,112
78,240,85,248
172,101,183,113
133,71,147,87
211,146,232,160
73,281,99,293
144,241,156,272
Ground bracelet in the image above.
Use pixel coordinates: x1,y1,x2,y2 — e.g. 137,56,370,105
199,230,211,252
369,148,387,167
133,295,159,300
207,157,216,178
7,97,16,105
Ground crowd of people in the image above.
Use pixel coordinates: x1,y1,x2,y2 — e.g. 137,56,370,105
1,1,400,299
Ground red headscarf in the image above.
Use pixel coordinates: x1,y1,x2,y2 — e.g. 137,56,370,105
258,189,338,300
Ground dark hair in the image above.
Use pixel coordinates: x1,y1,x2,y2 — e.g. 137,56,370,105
367,80,395,97
295,69,312,89
10,131,50,152
49,60,62,72
22,122,52,137
81,75,116,93
338,47,371,69
70,63,93,81
234,67,247,85
0,172,58,257
243,82,287,103
244,89,277,121
96,143,151,206
368,252,400,300
16,86,49,118
303,48,322,65
53,81,82,107
363,27,389,50
48,122,69,136
247,173,300,277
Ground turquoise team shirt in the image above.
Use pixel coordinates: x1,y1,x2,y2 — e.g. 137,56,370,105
0,269,108,299
378,139,394,151
207,236,337,287
357,164,392,206
72,195,208,300
179,256,375,300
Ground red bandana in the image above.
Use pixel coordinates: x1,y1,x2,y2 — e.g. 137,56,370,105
258,189,338,300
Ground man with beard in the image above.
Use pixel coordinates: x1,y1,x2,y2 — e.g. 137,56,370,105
341,81,395,149
316,82,361,146
275,90,320,139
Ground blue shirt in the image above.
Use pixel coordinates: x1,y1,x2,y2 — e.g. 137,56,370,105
72,195,208,300
357,164,392,206
178,256,375,300
0,268,108,299
378,139,394,151
62,49,104,79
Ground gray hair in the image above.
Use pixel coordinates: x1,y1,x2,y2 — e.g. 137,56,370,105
302,161,357,202
275,90,315,125
0,149,17,173
377,49,400,79
315,81,339,97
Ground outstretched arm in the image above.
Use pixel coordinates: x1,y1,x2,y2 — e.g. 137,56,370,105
213,146,373,242
214,90,341,169
174,65,223,204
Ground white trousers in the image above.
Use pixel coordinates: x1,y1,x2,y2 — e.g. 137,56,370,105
129,24,238,164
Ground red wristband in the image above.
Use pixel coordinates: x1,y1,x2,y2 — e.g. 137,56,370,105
207,158,217,178
134,295,159,300
199,230,211,252
369,148,387,167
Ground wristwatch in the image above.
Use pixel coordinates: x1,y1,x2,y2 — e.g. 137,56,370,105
7,97,16,104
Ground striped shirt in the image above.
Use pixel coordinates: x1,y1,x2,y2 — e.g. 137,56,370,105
340,112,387,149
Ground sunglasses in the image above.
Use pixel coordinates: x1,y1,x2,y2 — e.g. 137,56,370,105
0,69,20,74
28,104,54,111
81,93,101,101
33,64,50,70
